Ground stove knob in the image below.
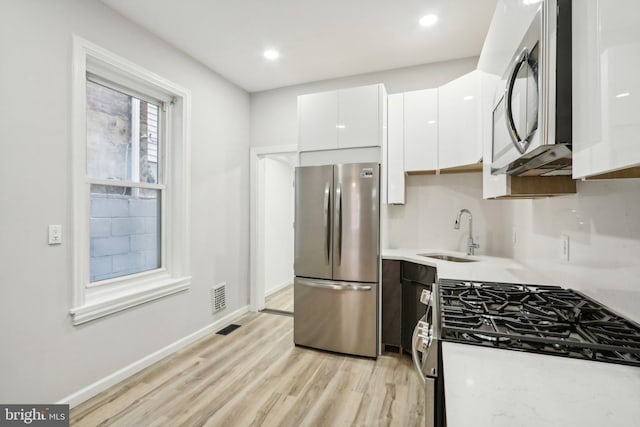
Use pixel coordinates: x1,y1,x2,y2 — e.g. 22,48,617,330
420,289,432,305
417,334,429,352
417,321,429,336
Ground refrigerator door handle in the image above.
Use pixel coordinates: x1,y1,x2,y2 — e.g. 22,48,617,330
297,278,372,292
336,183,342,265
323,182,331,265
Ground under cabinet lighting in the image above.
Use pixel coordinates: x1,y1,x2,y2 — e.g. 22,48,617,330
419,14,438,27
616,92,631,98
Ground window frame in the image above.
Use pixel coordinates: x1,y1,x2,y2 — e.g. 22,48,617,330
70,36,192,325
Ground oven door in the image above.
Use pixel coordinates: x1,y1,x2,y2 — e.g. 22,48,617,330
411,287,443,427
492,7,543,174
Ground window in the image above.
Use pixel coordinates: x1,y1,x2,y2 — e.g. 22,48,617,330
70,36,192,325
86,79,162,283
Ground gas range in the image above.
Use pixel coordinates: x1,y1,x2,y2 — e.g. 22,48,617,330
438,279,640,367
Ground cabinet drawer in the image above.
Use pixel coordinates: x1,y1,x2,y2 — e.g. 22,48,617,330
401,261,436,286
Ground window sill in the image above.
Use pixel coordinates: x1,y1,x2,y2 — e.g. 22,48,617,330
70,274,191,325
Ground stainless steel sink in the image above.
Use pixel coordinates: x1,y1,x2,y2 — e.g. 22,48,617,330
417,253,478,263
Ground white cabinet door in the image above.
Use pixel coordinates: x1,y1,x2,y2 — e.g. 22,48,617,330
438,70,482,170
338,84,381,148
404,88,438,172
386,93,405,204
298,91,338,152
572,0,640,178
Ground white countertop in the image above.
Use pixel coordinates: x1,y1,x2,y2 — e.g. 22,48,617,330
442,342,640,427
382,248,554,285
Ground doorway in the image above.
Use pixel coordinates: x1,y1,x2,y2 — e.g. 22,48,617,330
250,145,297,315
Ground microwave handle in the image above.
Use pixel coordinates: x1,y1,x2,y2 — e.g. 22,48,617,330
505,48,529,154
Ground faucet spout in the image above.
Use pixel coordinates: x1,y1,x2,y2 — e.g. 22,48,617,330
454,209,479,256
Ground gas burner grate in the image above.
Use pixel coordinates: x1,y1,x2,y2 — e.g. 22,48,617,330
438,279,640,367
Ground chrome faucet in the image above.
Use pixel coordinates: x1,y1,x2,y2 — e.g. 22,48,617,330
454,209,479,256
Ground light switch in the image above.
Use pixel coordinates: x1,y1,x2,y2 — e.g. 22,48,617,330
48,225,62,245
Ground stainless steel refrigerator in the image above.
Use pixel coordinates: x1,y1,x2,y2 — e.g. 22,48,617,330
293,162,379,358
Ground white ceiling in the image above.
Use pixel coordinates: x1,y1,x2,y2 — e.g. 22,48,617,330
101,0,497,93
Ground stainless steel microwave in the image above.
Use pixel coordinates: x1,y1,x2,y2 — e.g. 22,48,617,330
492,0,572,177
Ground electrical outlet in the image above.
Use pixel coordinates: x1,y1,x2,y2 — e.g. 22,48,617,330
560,234,570,261
48,225,62,245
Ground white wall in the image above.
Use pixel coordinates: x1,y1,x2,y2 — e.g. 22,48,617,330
384,174,513,256
263,156,295,294
510,180,640,323
250,57,478,148
0,0,250,403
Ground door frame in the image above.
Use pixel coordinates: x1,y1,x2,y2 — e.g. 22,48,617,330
249,144,298,311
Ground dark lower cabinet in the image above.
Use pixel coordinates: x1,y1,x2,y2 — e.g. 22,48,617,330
381,259,402,348
382,260,437,352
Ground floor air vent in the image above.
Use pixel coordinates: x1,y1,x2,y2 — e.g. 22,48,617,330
216,324,241,335
211,282,226,313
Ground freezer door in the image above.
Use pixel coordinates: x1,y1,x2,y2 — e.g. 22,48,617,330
294,277,377,357
294,165,334,280
333,163,380,282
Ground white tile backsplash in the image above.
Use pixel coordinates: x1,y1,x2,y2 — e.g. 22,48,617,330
382,174,640,322
511,179,640,322
382,173,513,256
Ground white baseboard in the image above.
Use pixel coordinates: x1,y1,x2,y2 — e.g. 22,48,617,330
58,305,250,408
265,280,292,298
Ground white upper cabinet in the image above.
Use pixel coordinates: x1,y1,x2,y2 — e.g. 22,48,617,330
386,93,405,204
403,88,438,172
438,70,483,170
298,84,385,152
572,0,640,179
338,85,383,148
298,91,339,152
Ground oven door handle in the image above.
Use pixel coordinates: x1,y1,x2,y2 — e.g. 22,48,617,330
412,288,436,382
505,48,530,154
412,318,433,382
411,320,427,384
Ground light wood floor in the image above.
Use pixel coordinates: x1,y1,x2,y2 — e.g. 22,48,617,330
264,283,294,312
70,311,425,427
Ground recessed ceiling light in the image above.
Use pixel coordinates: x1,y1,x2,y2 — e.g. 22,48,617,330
264,49,280,60
419,14,438,27
616,92,630,98
463,95,474,101
523,0,542,5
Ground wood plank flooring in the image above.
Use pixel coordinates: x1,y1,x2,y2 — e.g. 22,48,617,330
70,311,425,426
264,283,294,312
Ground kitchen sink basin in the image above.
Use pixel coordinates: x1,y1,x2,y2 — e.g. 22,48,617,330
417,253,478,263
